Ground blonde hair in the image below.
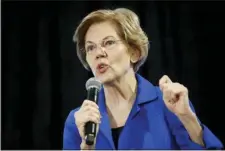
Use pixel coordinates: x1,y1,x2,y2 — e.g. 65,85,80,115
73,8,150,72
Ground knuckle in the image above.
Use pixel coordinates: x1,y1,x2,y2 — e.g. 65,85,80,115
87,115,92,121
83,100,88,104
93,102,98,107
97,109,100,114
184,87,188,93
95,113,99,118
87,110,93,116
164,75,169,80
89,105,95,111
94,106,99,111
92,107,98,113
179,84,188,92
85,100,92,105
86,105,91,111
174,82,179,85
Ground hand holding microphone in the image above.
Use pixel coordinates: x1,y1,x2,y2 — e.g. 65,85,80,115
74,77,102,149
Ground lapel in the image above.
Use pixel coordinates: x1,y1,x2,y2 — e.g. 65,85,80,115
97,74,159,149
129,74,158,118
98,88,115,149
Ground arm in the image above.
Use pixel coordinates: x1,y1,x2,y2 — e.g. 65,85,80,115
177,111,204,146
63,109,82,150
164,99,224,149
158,75,223,149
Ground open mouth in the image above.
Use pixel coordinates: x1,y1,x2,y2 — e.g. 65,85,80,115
97,63,109,74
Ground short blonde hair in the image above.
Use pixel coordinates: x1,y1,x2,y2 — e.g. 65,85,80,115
73,8,150,72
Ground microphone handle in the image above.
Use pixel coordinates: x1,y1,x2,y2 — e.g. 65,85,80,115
85,87,99,145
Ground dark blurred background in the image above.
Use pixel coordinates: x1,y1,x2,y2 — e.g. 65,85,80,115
2,1,225,149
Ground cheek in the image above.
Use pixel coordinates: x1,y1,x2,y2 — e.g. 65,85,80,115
86,56,95,70
110,48,131,68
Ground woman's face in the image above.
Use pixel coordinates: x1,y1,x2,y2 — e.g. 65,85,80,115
85,21,133,84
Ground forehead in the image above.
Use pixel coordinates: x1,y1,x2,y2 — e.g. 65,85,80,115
85,21,120,43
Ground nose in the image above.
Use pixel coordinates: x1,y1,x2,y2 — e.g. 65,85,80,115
95,46,107,59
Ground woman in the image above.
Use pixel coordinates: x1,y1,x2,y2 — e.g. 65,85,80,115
63,8,223,150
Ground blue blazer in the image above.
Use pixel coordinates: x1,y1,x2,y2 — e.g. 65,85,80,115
63,74,223,149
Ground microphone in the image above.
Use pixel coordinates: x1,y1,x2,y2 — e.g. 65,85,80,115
84,77,102,145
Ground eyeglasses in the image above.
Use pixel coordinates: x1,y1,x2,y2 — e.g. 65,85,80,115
83,39,123,55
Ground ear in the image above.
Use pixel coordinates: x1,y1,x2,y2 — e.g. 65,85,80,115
130,49,141,63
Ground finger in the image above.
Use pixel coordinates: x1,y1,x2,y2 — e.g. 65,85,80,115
84,106,101,117
82,100,99,109
160,83,170,92
163,85,171,101
86,115,101,124
167,84,177,101
88,112,101,122
177,83,188,95
166,83,187,102
162,84,176,104
164,92,176,104
170,91,178,101
171,83,188,96
159,75,172,88
81,100,89,107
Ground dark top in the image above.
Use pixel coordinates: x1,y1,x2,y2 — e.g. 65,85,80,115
111,126,124,149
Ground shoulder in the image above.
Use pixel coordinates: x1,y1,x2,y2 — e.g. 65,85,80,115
64,107,81,125
63,107,81,136
63,107,82,149
136,73,164,103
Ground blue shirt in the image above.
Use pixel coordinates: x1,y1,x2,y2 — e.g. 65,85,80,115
63,74,223,149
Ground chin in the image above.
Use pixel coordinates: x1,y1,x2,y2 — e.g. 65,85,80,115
96,72,117,84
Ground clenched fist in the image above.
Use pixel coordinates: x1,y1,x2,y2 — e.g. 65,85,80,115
74,100,101,149
159,75,193,117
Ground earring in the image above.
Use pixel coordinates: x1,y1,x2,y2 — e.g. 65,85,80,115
130,56,136,63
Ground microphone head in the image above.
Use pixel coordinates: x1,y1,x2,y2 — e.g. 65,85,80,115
85,77,102,91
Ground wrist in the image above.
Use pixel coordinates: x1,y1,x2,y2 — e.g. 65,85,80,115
176,108,196,120
178,111,199,127
177,111,204,146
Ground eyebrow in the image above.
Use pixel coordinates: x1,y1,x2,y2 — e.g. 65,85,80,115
85,36,116,44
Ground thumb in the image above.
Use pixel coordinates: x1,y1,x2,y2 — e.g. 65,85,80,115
159,75,172,90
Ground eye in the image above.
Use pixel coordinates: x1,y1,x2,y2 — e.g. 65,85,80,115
86,45,95,52
104,40,115,46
